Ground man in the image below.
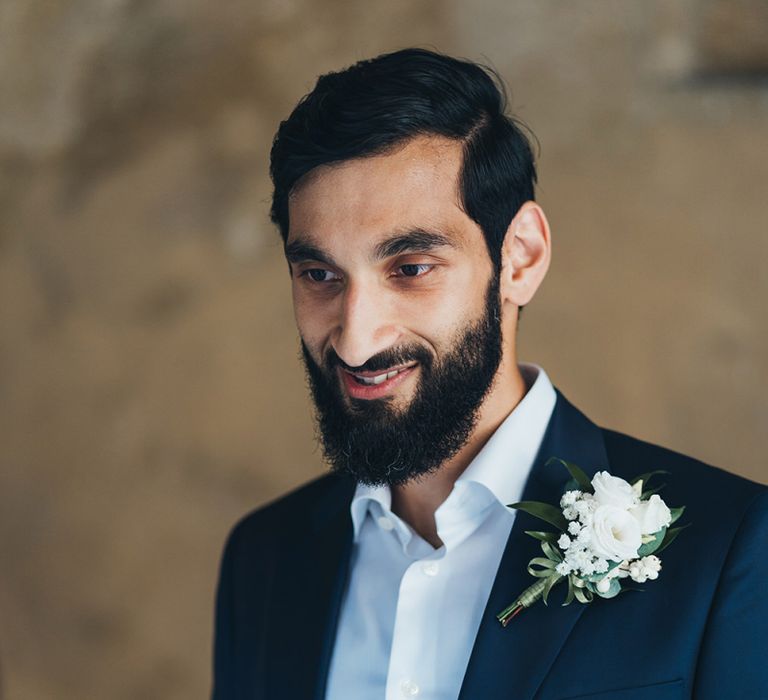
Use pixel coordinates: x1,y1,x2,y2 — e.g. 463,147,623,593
212,49,767,699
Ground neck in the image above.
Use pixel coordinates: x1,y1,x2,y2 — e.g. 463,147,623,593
390,358,528,548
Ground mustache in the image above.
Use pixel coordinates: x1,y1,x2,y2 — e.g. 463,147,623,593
307,342,434,375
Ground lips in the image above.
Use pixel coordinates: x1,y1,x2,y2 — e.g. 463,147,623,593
340,363,418,400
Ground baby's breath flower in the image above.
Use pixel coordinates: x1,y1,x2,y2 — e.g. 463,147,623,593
562,506,578,520
568,547,592,573
594,558,609,574
560,490,581,508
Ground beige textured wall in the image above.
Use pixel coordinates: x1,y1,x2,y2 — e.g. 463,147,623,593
1,2,766,698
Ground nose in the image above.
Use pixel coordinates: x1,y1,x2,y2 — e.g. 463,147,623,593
330,279,400,368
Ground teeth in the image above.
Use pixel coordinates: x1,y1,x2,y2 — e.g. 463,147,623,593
354,367,407,385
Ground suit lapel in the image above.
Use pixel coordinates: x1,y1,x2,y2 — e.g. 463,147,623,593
459,390,610,700
263,476,356,700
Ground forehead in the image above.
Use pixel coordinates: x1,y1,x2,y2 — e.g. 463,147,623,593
287,135,476,249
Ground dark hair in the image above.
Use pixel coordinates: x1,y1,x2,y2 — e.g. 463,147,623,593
269,47,537,272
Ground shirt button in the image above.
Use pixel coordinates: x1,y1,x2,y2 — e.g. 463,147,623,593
376,516,395,531
400,679,420,696
421,561,439,576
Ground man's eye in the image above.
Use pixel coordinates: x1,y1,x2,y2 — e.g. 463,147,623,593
396,263,432,278
302,269,339,283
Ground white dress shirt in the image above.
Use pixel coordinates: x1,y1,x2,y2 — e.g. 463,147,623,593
324,363,557,700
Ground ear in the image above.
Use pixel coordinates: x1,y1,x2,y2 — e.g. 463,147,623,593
499,201,551,308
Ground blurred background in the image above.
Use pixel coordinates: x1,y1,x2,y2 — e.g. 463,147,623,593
1,1,766,697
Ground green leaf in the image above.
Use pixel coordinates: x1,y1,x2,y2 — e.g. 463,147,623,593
547,457,593,493
595,577,622,599
655,523,690,554
525,530,558,544
641,483,667,499
563,575,576,606
541,540,564,563
563,477,581,493
618,586,645,596
637,526,667,557
507,501,568,531
669,506,686,525
631,470,669,487
574,586,593,604
528,557,557,578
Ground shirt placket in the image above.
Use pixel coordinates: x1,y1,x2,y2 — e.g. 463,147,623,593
384,548,446,700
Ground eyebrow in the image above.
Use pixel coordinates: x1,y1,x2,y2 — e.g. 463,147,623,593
285,228,457,267
284,240,338,267
373,228,457,259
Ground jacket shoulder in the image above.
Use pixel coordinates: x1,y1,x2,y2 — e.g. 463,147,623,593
602,427,765,489
601,427,766,532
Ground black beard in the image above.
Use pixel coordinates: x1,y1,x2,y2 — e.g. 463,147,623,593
300,275,503,487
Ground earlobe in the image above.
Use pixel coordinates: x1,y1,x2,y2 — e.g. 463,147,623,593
499,201,551,308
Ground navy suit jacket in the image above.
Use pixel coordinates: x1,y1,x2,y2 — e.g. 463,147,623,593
212,389,768,699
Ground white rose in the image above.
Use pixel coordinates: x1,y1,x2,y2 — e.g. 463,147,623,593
591,471,639,510
630,494,672,535
560,490,581,508
588,504,642,562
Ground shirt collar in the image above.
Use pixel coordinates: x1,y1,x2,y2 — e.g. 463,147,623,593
350,363,557,541
350,481,391,540
454,362,556,509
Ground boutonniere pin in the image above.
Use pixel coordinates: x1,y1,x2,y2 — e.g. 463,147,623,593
497,458,688,626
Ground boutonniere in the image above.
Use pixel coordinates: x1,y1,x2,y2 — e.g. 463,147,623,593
497,458,688,626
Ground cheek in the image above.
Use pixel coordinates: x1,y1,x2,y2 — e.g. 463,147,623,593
401,270,489,336
292,284,349,364
292,288,326,345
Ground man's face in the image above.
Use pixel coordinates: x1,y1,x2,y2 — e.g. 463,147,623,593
286,135,504,485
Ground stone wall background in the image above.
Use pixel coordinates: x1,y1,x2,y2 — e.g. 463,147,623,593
0,1,766,698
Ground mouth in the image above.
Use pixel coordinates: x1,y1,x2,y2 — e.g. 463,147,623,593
339,362,419,400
